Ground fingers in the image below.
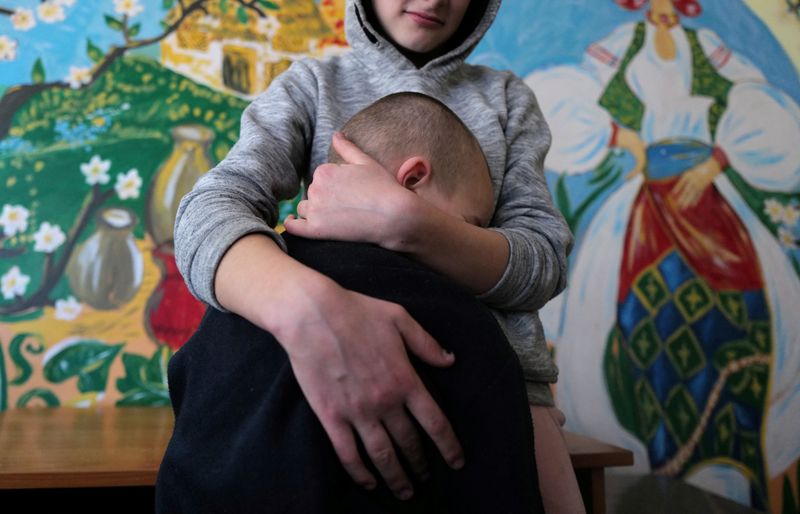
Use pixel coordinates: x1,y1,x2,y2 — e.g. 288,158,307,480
331,131,378,166
324,418,378,491
382,410,429,480
394,309,455,368
406,388,464,471
356,421,415,500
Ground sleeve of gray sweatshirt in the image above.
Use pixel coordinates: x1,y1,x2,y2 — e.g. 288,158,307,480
173,61,318,310
477,76,574,312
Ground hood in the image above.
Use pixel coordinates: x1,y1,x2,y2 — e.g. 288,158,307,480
345,0,500,74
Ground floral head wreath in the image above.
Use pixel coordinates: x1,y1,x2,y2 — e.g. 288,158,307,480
615,0,702,17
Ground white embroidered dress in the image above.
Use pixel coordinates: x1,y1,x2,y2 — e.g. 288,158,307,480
525,20,800,501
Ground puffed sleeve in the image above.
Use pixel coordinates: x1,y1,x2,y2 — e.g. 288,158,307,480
715,82,800,192
581,22,636,85
477,76,574,312
697,28,765,83
173,60,318,310
524,65,612,174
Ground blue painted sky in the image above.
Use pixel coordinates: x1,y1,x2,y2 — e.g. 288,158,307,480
1,0,799,102
0,0,167,88
470,0,800,104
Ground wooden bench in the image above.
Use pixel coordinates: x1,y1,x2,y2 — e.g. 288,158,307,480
0,407,632,512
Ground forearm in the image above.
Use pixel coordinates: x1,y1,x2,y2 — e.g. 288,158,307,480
214,233,339,342
387,199,509,295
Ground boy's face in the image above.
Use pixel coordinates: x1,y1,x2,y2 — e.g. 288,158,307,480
371,0,472,55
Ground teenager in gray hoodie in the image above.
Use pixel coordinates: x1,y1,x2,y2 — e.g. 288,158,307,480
174,0,574,505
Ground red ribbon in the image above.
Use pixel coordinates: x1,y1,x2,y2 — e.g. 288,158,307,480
615,0,702,17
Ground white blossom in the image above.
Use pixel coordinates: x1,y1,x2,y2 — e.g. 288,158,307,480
0,204,30,237
0,36,18,61
782,204,799,228
80,155,111,185
66,66,92,89
56,0,76,6
1,266,30,300
778,226,798,249
115,168,142,200
114,0,144,17
33,222,66,253
11,7,36,31
764,198,785,225
55,296,82,321
258,16,280,37
37,1,66,23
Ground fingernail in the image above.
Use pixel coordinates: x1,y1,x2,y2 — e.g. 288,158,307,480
451,457,465,470
364,481,377,491
442,349,454,359
398,487,413,500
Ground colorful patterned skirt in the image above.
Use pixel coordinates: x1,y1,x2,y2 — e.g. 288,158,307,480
604,139,771,507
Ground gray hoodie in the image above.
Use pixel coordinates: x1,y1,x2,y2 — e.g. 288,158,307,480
174,0,573,405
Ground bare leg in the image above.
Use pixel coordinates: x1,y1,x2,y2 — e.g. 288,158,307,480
531,406,586,514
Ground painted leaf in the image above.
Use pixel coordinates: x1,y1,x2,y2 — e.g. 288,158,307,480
257,0,279,9
555,174,572,221
31,58,46,84
0,340,7,411
129,23,141,38
220,0,229,13
9,333,44,386
43,340,124,393
162,0,173,9
116,346,171,406
17,388,60,407
87,39,105,63
237,5,249,23
104,14,125,32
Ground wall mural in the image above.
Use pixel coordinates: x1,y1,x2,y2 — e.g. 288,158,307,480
0,0,798,512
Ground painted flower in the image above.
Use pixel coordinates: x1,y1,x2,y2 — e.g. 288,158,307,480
66,66,92,90
258,16,280,37
778,226,798,249
0,36,17,61
33,222,66,253
763,198,785,225
37,1,66,23
115,168,142,199
80,155,111,185
1,266,30,300
0,204,30,237
11,7,36,30
782,204,799,228
56,0,76,6
55,296,82,321
114,0,144,17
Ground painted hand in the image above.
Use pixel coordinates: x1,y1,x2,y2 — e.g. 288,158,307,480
614,126,647,179
672,156,722,210
284,132,415,247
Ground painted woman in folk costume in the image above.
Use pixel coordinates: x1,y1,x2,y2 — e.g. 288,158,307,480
527,0,800,507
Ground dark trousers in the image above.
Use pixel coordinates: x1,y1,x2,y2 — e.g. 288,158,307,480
156,235,543,513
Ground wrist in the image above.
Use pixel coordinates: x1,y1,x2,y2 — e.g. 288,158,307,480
379,191,431,252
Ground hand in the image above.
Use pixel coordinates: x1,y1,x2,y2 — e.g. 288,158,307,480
284,132,415,248
672,156,722,210
614,126,647,179
281,282,465,500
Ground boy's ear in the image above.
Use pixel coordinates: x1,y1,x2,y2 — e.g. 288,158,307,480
396,156,432,191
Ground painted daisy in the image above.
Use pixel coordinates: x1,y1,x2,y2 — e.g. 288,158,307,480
80,155,111,185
